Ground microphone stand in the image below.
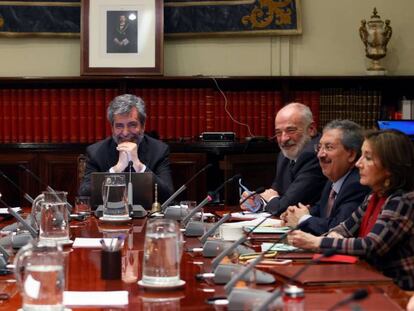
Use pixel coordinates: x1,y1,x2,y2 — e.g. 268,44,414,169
224,227,297,294
0,198,38,238
0,169,34,205
19,164,73,212
254,249,337,311
181,173,240,227
128,161,133,215
161,163,212,212
211,209,280,271
195,187,266,255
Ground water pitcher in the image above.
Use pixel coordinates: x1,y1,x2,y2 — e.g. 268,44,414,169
14,239,65,311
35,191,70,244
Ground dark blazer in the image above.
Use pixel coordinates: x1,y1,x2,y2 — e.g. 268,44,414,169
78,135,174,203
299,167,370,236
265,135,327,216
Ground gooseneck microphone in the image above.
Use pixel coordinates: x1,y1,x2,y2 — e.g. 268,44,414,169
224,225,301,294
238,186,266,206
19,164,73,212
128,160,133,209
161,163,212,211
196,186,263,239
327,289,369,311
254,249,337,311
0,169,34,204
199,213,232,244
0,198,38,238
182,173,241,227
211,208,280,271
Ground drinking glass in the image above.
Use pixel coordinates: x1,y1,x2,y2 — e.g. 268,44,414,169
36,191,70,245
102,174,129,220
74,196,91,217
141,218,182,287
14,239,65,311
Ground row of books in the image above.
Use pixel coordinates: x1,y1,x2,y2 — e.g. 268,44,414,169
318,88,382,129
0,87,289,143
0,88,117,143
137,88,285,140
0,86,383,144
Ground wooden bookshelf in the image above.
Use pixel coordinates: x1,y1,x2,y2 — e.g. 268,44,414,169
1,75,413,206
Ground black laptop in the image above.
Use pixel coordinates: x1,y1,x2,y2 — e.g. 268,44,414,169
90,172,154,210
376,120,414,140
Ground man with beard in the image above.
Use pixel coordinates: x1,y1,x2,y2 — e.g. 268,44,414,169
78,94,173,203
280,120,370,235
241,103,326,215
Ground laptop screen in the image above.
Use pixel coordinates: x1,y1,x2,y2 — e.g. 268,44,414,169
377,120,414,137
90,172,154,210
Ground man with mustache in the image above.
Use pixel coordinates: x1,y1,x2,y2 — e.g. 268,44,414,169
241,103,326,215
280,120,370,235
78,94,174,203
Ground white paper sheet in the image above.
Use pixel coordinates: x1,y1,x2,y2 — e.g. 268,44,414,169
63,291,128,306
0,207,21,215
230,212,271,220
72,238,120,248
261,242,299,252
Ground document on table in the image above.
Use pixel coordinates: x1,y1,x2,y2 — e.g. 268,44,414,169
64,291,128,306
231,211,271,220
0,207,21,215
73,237,124,248
261,242,299,252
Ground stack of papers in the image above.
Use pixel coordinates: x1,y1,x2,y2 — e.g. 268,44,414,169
230,212,271,220
0,207,21,215
243,226,291,234
219,217,282,241
73,238,124,248
261,242,299,252
64,291,128,306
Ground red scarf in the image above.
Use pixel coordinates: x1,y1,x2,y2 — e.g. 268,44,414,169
358,193,387,237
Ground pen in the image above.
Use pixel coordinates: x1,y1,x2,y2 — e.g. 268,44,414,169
100,239,108,251
114,234,126,251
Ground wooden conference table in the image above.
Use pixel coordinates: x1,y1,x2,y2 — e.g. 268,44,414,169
0,214,411,310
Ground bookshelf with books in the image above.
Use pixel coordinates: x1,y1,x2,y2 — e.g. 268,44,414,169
0,75,413,206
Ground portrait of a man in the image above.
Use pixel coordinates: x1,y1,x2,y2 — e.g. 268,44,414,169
106,10,138,53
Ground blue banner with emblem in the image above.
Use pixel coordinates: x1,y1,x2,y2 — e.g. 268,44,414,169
0,0,301,37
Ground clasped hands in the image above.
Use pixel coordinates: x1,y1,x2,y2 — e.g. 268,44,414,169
112,142,144,173
283,203,344,251
239,188,280,211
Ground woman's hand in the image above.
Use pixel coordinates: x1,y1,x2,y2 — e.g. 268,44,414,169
326,231,344,239
287,230,322,251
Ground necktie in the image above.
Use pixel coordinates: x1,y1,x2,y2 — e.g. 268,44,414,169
289,161,295,178
325,188,336,217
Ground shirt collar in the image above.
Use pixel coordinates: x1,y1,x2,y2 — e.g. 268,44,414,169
331,170,352,194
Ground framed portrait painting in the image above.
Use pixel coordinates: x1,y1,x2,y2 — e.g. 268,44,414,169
81,0,163,75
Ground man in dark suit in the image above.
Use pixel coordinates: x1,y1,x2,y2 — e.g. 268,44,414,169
241,103,326,215
281,119,370,235
78,94,174,203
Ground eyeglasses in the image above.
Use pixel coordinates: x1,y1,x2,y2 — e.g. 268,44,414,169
314,143,337,153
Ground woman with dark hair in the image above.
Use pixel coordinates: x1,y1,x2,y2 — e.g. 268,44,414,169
287,130,414,290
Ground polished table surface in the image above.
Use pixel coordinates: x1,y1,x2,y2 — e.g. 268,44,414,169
0,215,411,310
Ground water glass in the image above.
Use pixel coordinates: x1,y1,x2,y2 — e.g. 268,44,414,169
38,191,70,244
102,174,129,220
14,239,65,311
74,196,91,216
141,218,182,287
